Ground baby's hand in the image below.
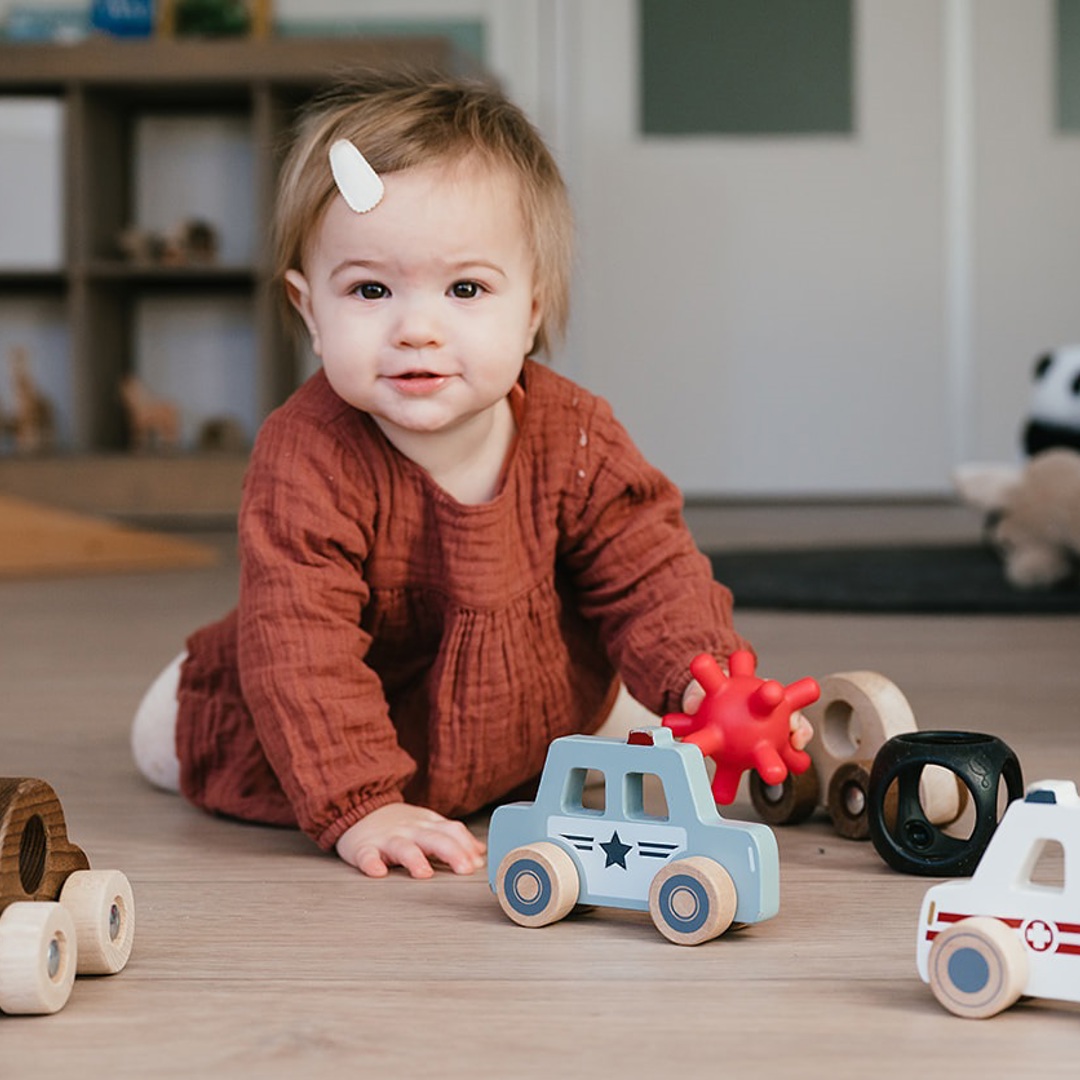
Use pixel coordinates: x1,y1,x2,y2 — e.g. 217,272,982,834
681,678,705,715
336,803,486,879
790,712,814,752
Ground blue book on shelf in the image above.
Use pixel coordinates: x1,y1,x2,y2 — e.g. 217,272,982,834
90,0,154,38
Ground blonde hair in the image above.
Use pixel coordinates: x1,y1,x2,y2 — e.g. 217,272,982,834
274,70,573,357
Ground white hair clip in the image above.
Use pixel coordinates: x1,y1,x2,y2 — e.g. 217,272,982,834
329,139,385,213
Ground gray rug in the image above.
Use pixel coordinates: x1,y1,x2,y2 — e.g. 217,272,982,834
708,544,1080,614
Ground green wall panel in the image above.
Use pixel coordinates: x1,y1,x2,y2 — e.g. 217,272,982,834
1059,0,1080,131
640,0,854,136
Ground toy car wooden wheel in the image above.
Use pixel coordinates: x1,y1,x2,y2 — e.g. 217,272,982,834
495,842,580,928
0,901,77,1015
927,916,1028,1018
921,767,970,827
59,868,135,974
749,765,820,826
648,856,737,946
826,759,875,839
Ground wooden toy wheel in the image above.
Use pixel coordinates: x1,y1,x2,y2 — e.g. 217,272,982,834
826,760,874,839
0,901,77,1015
495,843,579,928
920,766,970,827
875,766,968,832
648,856,737,946
749,765,820,826
928,917,1028,1019
60,868,135,974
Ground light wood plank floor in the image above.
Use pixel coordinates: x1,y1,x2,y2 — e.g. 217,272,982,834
3,503,1079,1078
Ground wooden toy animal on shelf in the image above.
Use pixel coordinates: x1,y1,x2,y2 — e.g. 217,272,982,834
662,650,821,806
6,347,55,455
0,777,135,1015
749,670,967,840
119,375,181,452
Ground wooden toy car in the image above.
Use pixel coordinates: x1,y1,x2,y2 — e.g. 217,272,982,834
917,780,1080,1018
0,777,135,1015
488,727,779,945
748,670,964,839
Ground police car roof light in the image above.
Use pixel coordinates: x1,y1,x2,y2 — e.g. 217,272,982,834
1023,780,1080,806
1025,789,1057,804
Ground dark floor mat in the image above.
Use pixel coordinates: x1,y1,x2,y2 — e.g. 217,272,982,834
708,544,1080,614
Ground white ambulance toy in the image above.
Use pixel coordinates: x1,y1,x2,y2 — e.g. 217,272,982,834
916,779,1080,1018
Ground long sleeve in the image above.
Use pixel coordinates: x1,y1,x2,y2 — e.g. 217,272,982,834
554,385,748,716
236,399,416,850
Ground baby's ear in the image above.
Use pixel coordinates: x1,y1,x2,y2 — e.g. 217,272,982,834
526,294,544,356
953,462,1022,511
284,269,320,354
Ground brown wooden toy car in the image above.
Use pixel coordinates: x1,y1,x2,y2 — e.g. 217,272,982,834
748,672,966,839
0,777,135,1015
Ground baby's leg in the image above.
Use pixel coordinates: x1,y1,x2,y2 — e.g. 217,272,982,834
131,651,185,793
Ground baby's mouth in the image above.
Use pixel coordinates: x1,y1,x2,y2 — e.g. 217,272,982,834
387,370,450,394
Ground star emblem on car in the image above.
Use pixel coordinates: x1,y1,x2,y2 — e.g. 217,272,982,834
600,829,632,869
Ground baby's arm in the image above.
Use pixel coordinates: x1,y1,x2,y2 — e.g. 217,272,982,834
558,396,748,717
335,803,486,879
236,409,420,852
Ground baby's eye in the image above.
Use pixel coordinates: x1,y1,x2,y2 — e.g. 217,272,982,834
450,281,483,299
355,282,389,300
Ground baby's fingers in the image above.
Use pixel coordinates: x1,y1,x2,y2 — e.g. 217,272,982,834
681,678,705,714
419,822,486,875
378,836,437,879
349,844,392,878
790,713,814,751
335,804,485,879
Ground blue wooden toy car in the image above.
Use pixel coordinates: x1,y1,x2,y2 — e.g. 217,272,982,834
487,727,780,944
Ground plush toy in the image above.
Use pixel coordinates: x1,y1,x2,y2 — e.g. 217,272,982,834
1024,345,1080,455
954,346,1080,589
955,449,1080,588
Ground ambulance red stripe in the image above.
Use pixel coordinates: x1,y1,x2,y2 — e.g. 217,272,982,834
927,915,1080,954
936,911,1022,928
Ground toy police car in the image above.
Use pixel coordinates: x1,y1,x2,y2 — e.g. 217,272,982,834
487,727,779,945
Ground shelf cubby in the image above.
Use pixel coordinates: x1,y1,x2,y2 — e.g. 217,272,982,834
0,35,465,511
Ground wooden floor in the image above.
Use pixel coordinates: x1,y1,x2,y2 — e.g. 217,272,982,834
3,502,1080,1077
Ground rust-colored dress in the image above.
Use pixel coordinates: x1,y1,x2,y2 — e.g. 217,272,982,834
176,361,746,850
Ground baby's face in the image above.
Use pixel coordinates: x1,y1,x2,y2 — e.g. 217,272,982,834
286,157,541,449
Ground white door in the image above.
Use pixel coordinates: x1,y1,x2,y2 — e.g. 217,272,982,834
555,0,951,496
969,0,1080,464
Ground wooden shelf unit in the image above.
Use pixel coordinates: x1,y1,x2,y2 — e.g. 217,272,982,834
0,36,464,455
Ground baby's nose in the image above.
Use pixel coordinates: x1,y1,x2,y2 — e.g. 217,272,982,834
394,299,443,349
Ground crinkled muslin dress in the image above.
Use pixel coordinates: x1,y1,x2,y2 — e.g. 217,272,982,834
176,361,746,850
